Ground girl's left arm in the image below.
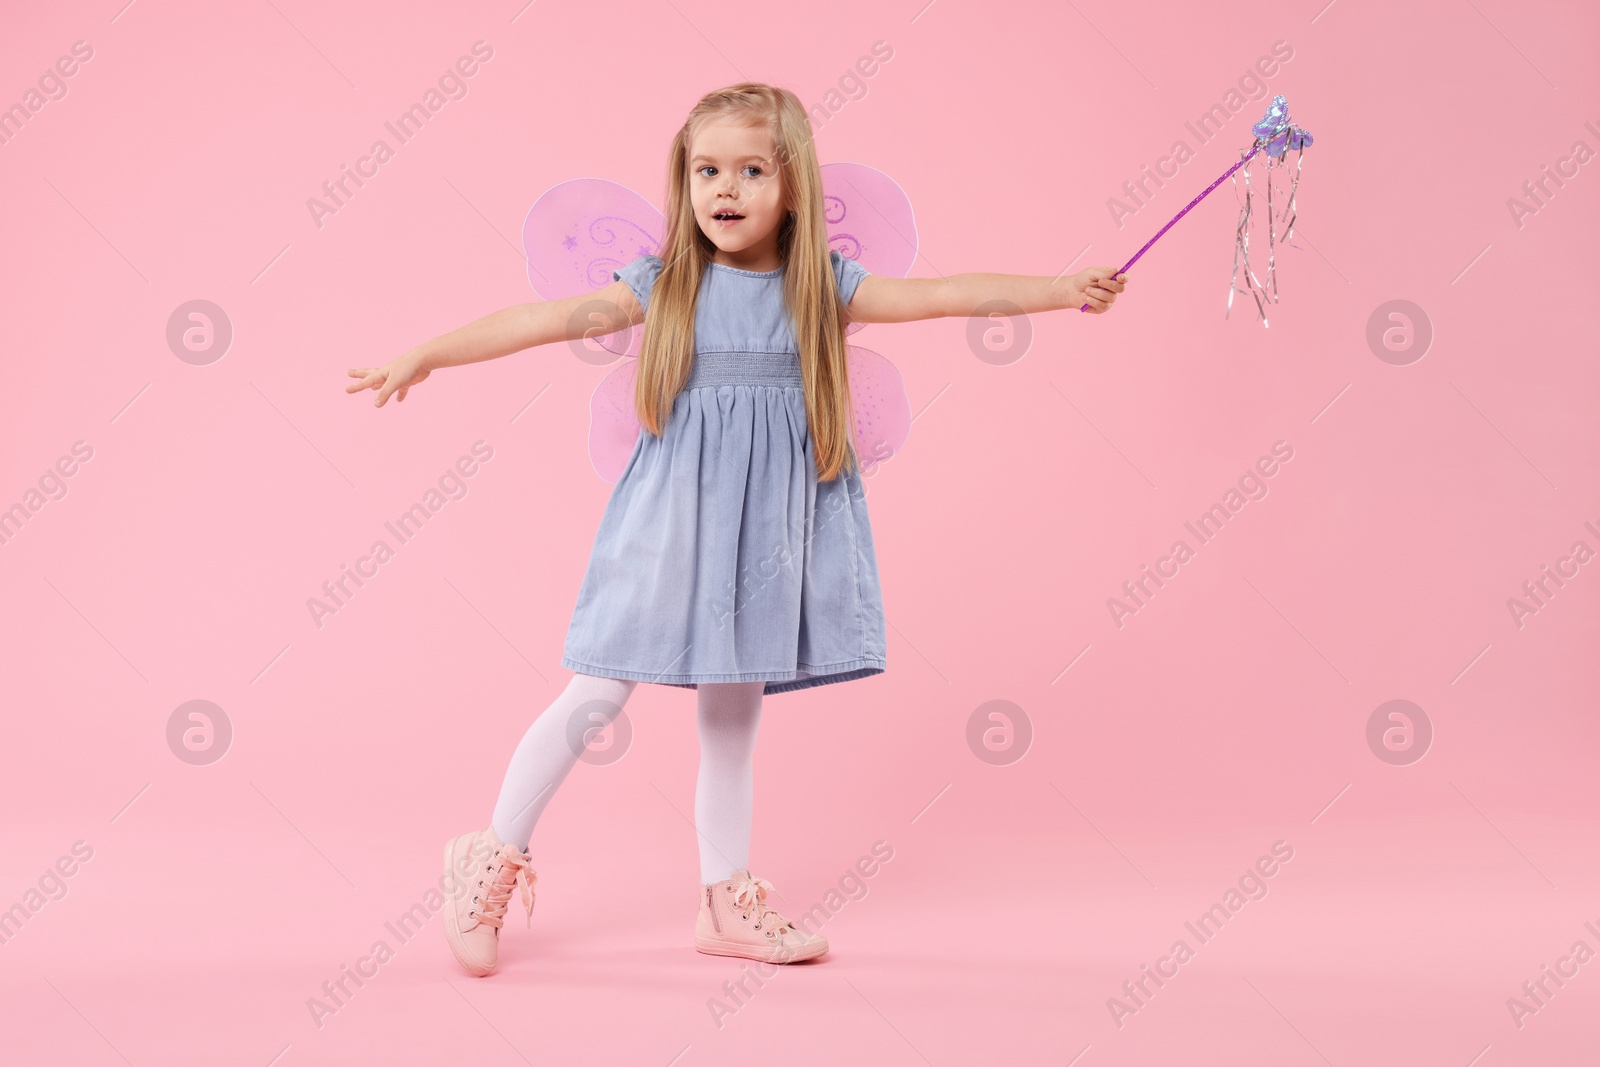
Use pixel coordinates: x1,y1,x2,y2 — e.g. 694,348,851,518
849,267,1129,323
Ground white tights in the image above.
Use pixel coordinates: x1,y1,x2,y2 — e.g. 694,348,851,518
489,673,765,884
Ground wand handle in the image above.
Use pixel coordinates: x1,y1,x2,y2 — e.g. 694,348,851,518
1077,141,1265,312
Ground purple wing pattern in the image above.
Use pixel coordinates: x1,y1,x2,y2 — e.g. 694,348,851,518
844,344,912,474
522,177,664,299
522,177,664,360
522,166,917,483
820,162,919,339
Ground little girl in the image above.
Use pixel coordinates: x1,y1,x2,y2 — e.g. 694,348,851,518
347,82,1128,977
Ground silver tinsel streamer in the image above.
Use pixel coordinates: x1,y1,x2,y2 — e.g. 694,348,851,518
1226,120,1310,328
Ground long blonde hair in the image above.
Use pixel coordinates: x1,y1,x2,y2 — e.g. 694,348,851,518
633,82,857,482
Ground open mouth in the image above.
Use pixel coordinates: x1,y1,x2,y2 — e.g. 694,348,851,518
712,211,745,223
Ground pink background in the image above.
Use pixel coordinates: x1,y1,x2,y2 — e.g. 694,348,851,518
2,0,1597,1064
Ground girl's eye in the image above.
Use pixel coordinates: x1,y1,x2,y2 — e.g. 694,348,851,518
696,165,763,179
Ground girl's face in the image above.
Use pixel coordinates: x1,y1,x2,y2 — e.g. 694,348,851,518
688,116,787,267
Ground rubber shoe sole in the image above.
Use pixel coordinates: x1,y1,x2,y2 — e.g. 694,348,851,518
694,933,828,963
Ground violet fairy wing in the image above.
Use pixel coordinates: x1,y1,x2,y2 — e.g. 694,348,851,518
819,162,918,339
521,177,664,482
820,162,919,469
521,177,663,360
588,356,645,484
846,343,912,475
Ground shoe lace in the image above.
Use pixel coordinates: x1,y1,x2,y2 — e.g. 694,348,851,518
729,872,793,935
475,846,536,931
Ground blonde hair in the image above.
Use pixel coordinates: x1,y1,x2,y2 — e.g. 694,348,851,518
632,82,857,482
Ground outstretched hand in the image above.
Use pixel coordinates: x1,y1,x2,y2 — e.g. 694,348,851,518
346,351,432,407
1071,268,1130,314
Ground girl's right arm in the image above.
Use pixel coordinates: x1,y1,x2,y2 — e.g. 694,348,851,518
346,280,642,407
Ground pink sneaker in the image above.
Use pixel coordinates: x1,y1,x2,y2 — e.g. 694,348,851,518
695,869,829,963
441,826,535,977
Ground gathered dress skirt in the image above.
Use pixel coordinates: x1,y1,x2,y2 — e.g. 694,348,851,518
560,348,887,696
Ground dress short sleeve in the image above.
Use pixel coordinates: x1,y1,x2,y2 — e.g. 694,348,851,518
613,254,665,313
829,249,871,306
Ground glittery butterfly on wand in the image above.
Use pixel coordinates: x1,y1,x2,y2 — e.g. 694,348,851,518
520,164,918,483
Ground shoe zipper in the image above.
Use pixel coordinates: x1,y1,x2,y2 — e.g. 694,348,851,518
706,886,721,933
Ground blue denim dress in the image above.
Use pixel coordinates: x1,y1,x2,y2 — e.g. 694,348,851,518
560,250,888,695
